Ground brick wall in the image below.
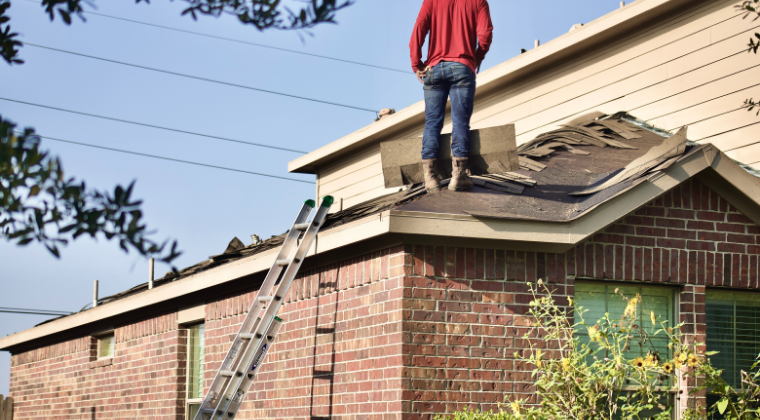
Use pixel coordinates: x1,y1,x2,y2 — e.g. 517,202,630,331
8,179,760,419
203,246,408,420
400,178,759,419
10,313,185,419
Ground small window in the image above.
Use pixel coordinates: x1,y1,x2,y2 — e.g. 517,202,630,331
706,290,760,388
574,283,676,360
97,333,114,359
187,323,205,419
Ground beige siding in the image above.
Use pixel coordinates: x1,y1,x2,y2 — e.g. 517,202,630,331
317,0,760,208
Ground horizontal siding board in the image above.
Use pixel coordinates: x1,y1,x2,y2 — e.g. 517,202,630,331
342,186,398,210
698,122,760,151
634,65,760,121
650,84,760,130
320,161,383,195
725,142,760,165
686,108,760,140
319,145,380,184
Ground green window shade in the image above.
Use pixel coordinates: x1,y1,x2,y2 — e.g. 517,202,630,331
188,323,205,400
575,283,675,361
706,291,760,389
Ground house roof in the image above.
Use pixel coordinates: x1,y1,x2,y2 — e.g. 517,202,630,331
2,111,759,352
287,0,696,174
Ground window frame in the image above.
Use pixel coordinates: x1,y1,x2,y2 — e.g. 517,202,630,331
705,288,760,390
185,322,205,420
574,280,681,419
95,331,115,360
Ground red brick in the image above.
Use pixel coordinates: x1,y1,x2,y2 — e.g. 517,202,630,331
688,241,715,251
585,244,595,278
455,248,466,279
658,238,686,249
575,245,585,277
662,248,671,281
566,248,576,277
605,245,614,279
414,245,425,276
627,236,656,247
445,247,456,278
657,218,685,228
594,233,625,244
595,244,605,279
626,216,655,226
614,245,624,279
653,248,662,282
749,245,760,255
715,252,724,286
494,250,505,280
697,231,726,242
688,220,714,231
727,233,755,244
527,252,537,282
475,249,485,279
644,248,653,281
505,250,516,280
625,246,634,280
716,223,746,233
515,251,526,281
465,248,476,279
607,224,635,235
697,211,725,222
537,252,547,282
732,254,741,288
634,248,644,280
705,252,714,286
485,249,495,280
668,208,695,219
728,213,753,224
668,229,697,240
435,246,445,277
718,243,745,253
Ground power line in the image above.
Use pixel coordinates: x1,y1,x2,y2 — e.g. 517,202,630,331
25,43,380,114
14,131,316,184
22,0,407,74
1,97,307,154
0,306,72,316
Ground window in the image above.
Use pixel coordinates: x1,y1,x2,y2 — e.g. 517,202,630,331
96,333,114,359
706,290,760,389
575,283,676,361
187,323,205,419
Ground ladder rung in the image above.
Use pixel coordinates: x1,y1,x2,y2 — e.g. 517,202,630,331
220,371,235,377
276,259,290,266
258,296,273,302
294,223,310,231
315,327,335,334
239,333,254,339
202,409,216,414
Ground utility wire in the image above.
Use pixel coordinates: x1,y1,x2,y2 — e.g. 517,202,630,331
0,306,73,316
1,97,307,154
14,131,316,184
22,0,407,74
25,43,380,114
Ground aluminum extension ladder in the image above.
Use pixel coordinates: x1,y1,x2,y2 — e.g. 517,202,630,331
193,196,334,420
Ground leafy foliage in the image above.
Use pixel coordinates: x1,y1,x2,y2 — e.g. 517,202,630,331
0,1,23,64
739,1,760,115
1,115,181,264
435,280,760,420
0,0,353,65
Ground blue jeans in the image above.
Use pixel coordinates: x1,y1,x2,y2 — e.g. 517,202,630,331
421,61,476,160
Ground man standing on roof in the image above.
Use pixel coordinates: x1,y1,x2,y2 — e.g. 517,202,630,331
410,0,493,192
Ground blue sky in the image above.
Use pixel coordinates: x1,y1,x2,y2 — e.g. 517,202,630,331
0,0,625,394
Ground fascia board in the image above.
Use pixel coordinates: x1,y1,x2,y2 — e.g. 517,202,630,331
288,0,692,174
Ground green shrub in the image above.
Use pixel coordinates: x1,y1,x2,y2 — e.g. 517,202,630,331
434,280,760,420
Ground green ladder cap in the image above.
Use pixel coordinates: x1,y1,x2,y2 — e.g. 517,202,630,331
304,199,316,208
274,316,283,322
321,196,335,208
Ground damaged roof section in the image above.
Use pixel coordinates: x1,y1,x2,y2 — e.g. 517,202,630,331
398,112,692,221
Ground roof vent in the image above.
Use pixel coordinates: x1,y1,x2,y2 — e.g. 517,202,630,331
375,108,395,122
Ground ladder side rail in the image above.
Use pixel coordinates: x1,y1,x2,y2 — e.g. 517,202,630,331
193,201,315,420
210,197,333,420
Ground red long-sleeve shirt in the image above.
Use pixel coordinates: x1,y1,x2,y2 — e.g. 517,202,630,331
410,0,493,74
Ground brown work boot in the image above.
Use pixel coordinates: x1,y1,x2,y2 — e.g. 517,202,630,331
422,158,443,193
448,157,474,191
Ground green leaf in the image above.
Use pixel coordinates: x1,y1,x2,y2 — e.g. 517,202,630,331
717,398,729,414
